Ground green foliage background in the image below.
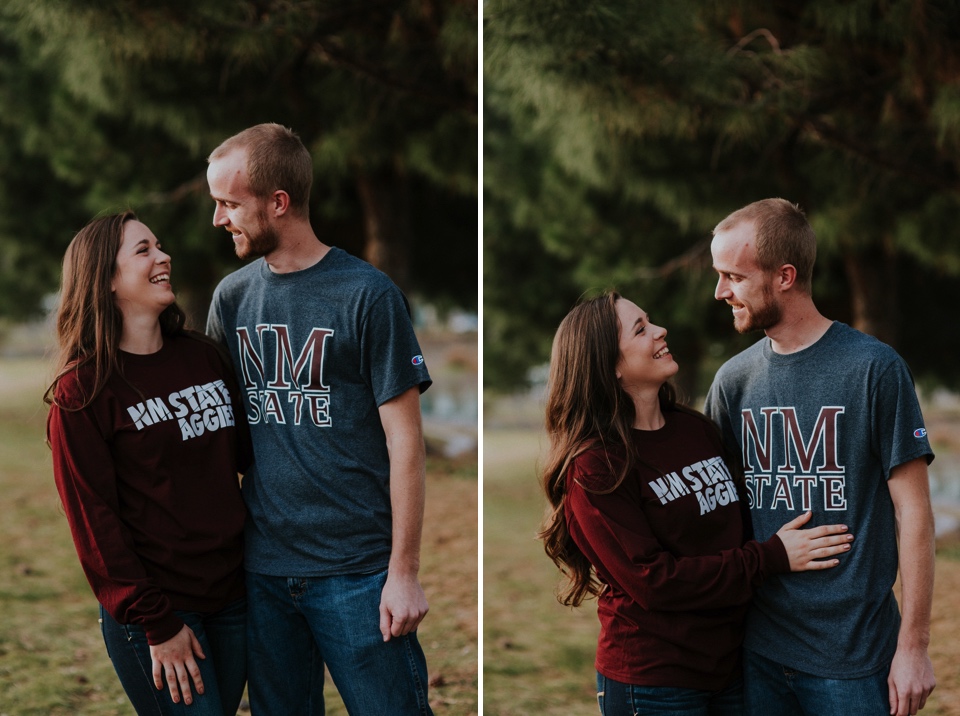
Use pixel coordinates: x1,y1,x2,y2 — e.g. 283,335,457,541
484,0,960,395
0,0,478,326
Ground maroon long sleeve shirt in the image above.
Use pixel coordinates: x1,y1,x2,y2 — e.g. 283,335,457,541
565,409,789,689
47,334,249,645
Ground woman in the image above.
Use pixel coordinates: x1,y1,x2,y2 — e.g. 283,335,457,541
45,211,250,716
540,292,853,716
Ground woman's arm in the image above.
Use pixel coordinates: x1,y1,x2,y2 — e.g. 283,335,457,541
566,463,851,612
48,402,205,704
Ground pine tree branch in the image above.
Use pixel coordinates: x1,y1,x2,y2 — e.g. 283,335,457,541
727,28,782,57
803,117,960,192
312,39,476,113
141,173,207,205
633,239,711,280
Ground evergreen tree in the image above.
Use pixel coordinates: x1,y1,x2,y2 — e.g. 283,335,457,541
484,0,960,392
0,0,477,324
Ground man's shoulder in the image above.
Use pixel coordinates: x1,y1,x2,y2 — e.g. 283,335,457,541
715,337,767,377
326,248,400,293
212,260,265,299
831,322,897,355
822,322,907,376
323,251,413,323
279,247,399,297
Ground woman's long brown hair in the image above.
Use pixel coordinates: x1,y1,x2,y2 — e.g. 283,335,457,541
43,211,186,410
539,291,678,606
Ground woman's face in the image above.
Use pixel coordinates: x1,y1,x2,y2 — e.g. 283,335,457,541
111,220,175,318
614,298,678,393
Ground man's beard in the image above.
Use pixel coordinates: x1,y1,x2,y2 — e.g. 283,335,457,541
236,210,280,260
734,284,781,334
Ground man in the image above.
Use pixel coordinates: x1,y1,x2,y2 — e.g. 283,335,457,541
703,198,936,716
205,123,434,715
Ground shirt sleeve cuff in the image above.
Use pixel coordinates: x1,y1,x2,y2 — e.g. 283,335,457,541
761,534,791,575
145,612,186,646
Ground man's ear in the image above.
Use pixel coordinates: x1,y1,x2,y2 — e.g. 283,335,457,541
271,190,291,217
777,264,798,292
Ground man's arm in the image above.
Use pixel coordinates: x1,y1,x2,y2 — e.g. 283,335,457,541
377,385,429,641
887,456,936,716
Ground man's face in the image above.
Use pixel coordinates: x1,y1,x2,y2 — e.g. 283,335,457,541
207,149,280,260
711,221,782,334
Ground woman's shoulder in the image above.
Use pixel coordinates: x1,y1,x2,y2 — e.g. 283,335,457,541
172,331,241,391
668,405,720,437
50,360,101,410
568,443,625,493
172,330,213,350
173,331,230,362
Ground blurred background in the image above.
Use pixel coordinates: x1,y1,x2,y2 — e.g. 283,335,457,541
0,0,476,327
0,1,478,713
483,1,960,714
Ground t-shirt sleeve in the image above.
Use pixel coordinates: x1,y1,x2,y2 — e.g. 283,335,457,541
360,285,432,406
703,380,723,423
47,398,183,644
565,451,788,612
704,380,736,452
205,289,227,347
872,356,935,477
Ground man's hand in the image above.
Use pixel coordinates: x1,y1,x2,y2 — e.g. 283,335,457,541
888,645,935,716
887,458,936,716
378,387,429,643
379,571,429,641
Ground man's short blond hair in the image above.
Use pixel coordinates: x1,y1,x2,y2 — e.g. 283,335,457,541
714,198,817,292
208,123,313,218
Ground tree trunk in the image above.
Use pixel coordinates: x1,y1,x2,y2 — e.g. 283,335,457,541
842,238,900,349
355,165,411,293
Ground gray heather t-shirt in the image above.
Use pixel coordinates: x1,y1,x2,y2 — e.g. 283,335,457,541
704,322,933,678
207,247,431,577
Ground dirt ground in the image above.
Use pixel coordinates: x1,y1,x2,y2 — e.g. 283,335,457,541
928,540,960,714
484,406,960,715
921,405,960,713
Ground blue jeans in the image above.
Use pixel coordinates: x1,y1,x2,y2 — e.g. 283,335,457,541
743,649,890,716
246,570,433,715
597,673,744,716
100,598,247,716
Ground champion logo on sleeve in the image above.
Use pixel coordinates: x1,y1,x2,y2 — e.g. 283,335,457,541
914,428,927,438
411,355,425,366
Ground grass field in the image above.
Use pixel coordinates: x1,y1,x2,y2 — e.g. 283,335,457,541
0,357,478,715
484,426,960,716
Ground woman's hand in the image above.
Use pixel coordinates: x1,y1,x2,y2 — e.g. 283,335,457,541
149,624,206,705
776,511,853,572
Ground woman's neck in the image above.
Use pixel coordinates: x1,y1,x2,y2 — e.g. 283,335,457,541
629,389,665,431
118,313,164,355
